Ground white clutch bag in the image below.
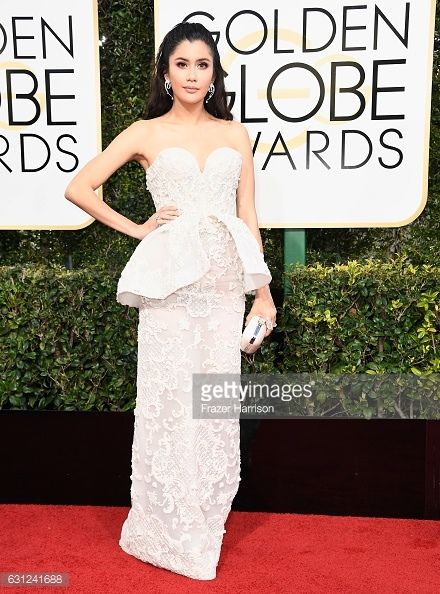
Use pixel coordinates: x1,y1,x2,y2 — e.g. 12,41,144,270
240,315,267,354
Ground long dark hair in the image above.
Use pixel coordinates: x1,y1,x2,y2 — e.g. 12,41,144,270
144,21,233,121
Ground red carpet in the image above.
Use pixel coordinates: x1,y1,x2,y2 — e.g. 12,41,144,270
0,505,439,593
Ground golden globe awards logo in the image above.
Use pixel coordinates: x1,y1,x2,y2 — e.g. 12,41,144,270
0,0,101,230
0,12,79,175
193,5,410,172
159,1,435,227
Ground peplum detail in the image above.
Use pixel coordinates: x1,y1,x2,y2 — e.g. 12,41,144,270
116,146,272,308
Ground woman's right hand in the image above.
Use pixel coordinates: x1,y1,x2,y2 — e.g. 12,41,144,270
135,204,181,240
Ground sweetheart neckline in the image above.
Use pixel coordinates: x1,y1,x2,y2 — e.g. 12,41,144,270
144,146,242,176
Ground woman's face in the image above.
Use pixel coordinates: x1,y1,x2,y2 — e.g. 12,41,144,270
165,39,214,104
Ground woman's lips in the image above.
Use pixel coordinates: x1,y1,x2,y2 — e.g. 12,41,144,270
184,87,198,93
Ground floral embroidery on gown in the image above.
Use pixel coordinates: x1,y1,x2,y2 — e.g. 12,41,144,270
116,146,272,580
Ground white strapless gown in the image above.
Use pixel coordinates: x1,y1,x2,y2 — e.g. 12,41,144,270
116,146,272,580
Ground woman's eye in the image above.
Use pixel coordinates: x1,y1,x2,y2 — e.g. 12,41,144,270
176,62,208,68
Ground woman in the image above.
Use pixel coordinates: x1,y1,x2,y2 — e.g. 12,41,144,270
64,21,276,580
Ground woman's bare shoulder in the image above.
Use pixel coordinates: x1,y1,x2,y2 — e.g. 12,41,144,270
130,117,163,145
129,116,168,134
223,120,251,154
129,118,167,168
227,119,249,135
208,118,248,145
132,117,162,133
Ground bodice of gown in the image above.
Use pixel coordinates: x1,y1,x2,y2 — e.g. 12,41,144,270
116,146,272,308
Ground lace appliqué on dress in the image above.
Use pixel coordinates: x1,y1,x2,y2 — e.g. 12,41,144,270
119,218,246,580
115,147,272,306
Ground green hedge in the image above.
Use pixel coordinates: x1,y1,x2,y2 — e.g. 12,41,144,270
0,264,138,412
1,258,438,416
279,256,439,375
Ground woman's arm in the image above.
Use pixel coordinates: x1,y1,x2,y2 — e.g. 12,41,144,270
234,122,273,301
233,122,276,333
64,120,151,240
234,122,263,252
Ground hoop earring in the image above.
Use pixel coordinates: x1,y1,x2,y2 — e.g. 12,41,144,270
164,79,173,100
205,82,215,103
